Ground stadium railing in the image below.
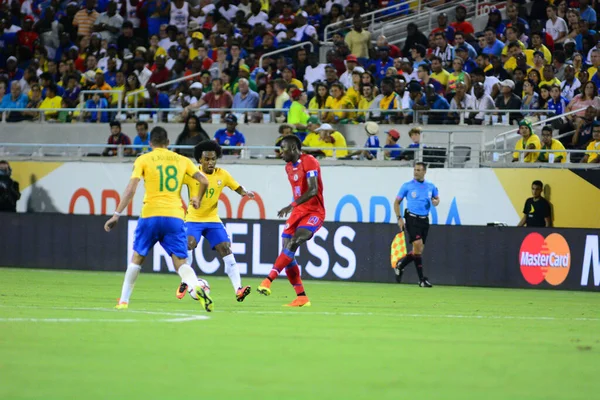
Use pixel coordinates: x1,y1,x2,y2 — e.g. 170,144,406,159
482,148,600,167
124,70,205,108
0,107,559,124
259,42,315,69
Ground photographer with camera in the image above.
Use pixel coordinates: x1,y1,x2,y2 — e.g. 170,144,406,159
0,161,21,212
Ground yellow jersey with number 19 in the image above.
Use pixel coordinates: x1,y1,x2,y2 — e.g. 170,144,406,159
131,148,198,219
183,166,240,223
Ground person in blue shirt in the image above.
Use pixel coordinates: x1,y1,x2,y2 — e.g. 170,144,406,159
384,129,402,159
420,84,450,124
393,162,439,287
372,47,395,82
214,114,246,156
482,27,505,57
0,81,29,122
146,84,170,122
363,121,380,159
579,0,597,28
547,85,569,127
84,93,109,123
132,121,151,155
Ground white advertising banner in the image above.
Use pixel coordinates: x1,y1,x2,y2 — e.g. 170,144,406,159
14,162,522,226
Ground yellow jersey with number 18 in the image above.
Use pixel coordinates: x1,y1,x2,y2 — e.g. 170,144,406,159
184,166,240,223
131,148,198,219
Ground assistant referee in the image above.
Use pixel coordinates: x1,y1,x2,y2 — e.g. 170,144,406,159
393,162,439,287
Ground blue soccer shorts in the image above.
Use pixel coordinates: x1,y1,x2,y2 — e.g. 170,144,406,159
186,222,231,249
133,217,188,259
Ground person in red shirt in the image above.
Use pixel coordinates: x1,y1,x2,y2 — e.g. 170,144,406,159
450,5,475,42
257,135,325,307
17,16,39,53
147,55,171,85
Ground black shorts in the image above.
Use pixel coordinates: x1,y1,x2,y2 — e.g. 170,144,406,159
404,211,430,244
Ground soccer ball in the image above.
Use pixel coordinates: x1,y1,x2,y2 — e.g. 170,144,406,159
189,278,211,300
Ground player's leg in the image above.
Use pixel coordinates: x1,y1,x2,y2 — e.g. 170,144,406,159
414,223,432,288
395,214,417,283
176,224,202,299
116,218,155,309
162,218,213,311
281,228,314,307
214,240,251,302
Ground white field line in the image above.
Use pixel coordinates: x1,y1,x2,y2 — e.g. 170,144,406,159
0,305,209,323
1,305,597,322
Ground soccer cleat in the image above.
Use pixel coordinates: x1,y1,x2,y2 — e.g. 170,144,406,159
394,267,404,283
176,282,188,300
256,279,272,296
194,285,214,312
419,278,433,288
114,302,128,310
284,296,311,307
236,285,251,302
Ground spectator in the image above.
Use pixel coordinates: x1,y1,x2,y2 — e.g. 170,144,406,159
258,80,276,112
517,180,551,228
540,65,561,88
103,121,132,156
419,84,450,125
402,23,429,58
450,6,475,42
340,55,363,90
430,56,450,91
372,47,394,82
469,82,496,125
470,68,499,99
344,16,371,59
504,4,530,36
495,79,522,124
175,115,210,157
530,32,553,65
0,161,20,213
22,84,43,120
384,129,402,159
304,53,326,93
133,121,151,155
281,66,304,90
287,89,309,139
39,83,62,120
145,84,170,120
433,32,454,70
148,55,171,86
416,64,443,95
537,125,566,163
308,81,332,119
274,123,294,157
486,9,505,37
91,70,113,100
273,78,290,118
447,58,471,95
184,78,233,120
571,106,597,153
581,121,600,163
73,0,100,39
431,12,455,43
84,93,109,123
448,81,474,124
358,121,380,159
400,127,422,160
521,79,540,119
232,78,259,112
455,45,477,74
315,123,348,158
93,2,123,44
482,27,504,57
324,83,353,124
0,81,28,122
546,5,568,42
377,35,401,59
301,117,322,149
547,85,570,128
512,120,541,163
324,64,340,88
214,114,246,155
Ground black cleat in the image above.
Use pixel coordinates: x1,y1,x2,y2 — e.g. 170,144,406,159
394,267,404,283
419,277,433,288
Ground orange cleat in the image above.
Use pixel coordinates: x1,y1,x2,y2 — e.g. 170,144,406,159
284,296,311,307
236,285,251,302
176,282,188,299
257,279,272,296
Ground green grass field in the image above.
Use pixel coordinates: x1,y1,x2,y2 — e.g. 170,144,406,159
1,267,598,400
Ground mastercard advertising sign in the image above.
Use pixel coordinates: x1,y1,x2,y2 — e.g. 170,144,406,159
519,233,571,285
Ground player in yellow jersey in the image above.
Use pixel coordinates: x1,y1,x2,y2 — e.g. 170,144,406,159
176,140,255,302
104,126,214,312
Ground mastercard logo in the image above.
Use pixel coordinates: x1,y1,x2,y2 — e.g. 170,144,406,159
519,233,571,285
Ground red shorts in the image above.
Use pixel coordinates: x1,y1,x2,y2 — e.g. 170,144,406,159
282,210,325,239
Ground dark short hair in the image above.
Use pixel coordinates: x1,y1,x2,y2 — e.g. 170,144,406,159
541,125,553,133
136,121,148,129
532,180,543,188
150,126,169,146
109,121,121,128
194,140,222,162
415,161,427,170
418,63,431,74
281,134,302,150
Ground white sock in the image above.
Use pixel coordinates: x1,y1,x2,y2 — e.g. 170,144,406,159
186,250,193,267
119,263,141,304
223,254,241,291
177,264,199,288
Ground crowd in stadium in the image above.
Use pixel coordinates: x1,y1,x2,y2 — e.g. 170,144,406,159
0,0,600,162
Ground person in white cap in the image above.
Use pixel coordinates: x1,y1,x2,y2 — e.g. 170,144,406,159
314,123,348,158
494,79,522,124
188,82,204,104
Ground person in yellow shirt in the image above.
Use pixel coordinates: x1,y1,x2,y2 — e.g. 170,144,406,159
38,84,62,119
513,120,541,162
430,56,450,90
282,66,304,90
357,83,375,122
178,140,255,302
324,83,354,123
104,126,212,311
308,82,333,121
537,126,566,163
302,117,322,149
539,65,561,88
345,70,362,108
581,122,600,163
315,123,349,158
344,17,371,58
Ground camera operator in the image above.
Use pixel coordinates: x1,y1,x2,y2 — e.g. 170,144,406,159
0,161,21,212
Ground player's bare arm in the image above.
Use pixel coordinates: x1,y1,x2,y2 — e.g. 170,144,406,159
235,185,255,198
432,196,440,207
278,175,318,218
393,197,405,231
191,171,209,209
104,178,140,232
